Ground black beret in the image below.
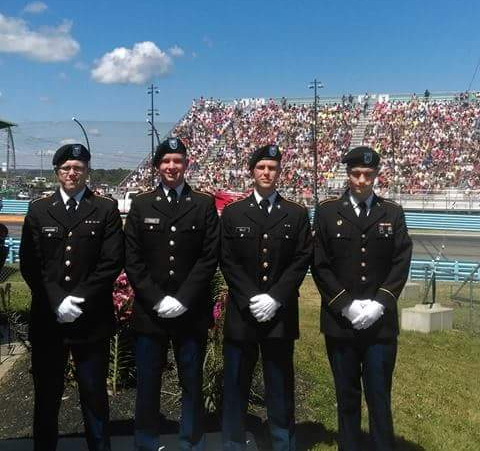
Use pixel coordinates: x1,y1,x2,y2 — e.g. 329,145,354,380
248,144,282,170
153,137,187,167
52,143,90,166
342,146,380,168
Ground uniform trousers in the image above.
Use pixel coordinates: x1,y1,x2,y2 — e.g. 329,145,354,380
222,339,295,451
134,333,207,451
31,336,110,451
325,336,397,451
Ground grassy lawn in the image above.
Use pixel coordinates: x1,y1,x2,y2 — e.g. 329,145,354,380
296,276,480,450
2,269,479,450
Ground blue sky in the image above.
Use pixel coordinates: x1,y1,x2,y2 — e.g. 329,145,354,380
1,0,480,124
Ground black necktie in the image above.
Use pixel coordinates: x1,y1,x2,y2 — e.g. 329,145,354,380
358,201,367,220
67,197,77,217
168,188,178,210
260,198,270,217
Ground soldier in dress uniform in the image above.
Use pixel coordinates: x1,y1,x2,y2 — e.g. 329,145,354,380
220,144,312,450
19,143,124,451
124,137,219,451
311,146,412,451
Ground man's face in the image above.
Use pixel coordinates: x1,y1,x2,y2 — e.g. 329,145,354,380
157,153,187,188
56,159,89,194
252,159,281,191
347,166,378,199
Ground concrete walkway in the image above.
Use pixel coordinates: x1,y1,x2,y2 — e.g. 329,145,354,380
0,342,26,382
0,432,258,450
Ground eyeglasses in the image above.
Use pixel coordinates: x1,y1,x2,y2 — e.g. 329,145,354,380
58,165,86,174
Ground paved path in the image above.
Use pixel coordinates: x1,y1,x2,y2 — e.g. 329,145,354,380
0,432,258,450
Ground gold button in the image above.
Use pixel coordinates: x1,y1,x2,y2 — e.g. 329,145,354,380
149,225,153,230
361,234,366,238
64,276,71,282
361,276,366,281
169,270,175,276
361,247,366,253
91,231,95,236
171,226,176,232
361,262,366,267
336,233,341,237
262,275,268,282
263,234,268,239
240,233,244,237
263,248,268,253
169,256,175,262
285,235,289,239
192,225,196,230
169,240,175,246
47,233,52,237
263,262,269,268
68,231,73,237
65,260,71,266
66,246,72,251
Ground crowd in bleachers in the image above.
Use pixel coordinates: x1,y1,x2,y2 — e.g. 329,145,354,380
364,99,480,194
122,95,480,203
124,98,360,203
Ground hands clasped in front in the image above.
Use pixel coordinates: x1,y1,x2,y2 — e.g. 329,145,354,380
341,299,385,330
154,295,188,318
56,296,85,323
249,294,281,322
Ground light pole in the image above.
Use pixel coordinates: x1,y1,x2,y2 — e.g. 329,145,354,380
308,79,324,204
72,117,91,153
147,84,159,188
72,117,93,186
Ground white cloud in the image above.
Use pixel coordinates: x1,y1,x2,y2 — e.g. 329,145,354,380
23,2,48,14
89,128,101,136
0,13,79,62
91,41,173,85
168,45,184,57
39,95,50,102
59,138,76,145
58,71,67,80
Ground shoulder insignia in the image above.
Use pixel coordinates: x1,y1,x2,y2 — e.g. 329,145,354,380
223,196,248,210
135,189,155,198
282,198,307,209
318,197,339,206
192,189,214,198
382,199,401,208
94,193,116,202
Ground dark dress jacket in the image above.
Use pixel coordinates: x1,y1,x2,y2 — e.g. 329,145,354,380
220,193,312,342
124,183,219,336
311,191,413,339
20,188,124,343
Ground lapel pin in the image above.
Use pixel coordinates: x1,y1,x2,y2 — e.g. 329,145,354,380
249,203,255,207
337,219,343,225
156,196,161,201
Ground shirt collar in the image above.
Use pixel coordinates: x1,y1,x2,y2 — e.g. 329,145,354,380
162,182,185,198
253,189,277,206
59,186,86,205
349,191,374,210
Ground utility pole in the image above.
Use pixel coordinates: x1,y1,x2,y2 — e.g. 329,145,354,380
147,84,159,188
308,79,324,205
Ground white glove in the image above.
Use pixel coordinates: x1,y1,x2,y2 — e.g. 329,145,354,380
56,296,85,323
249,294,281,322
341,299,366,322
154,295,187,318
351,300,385,330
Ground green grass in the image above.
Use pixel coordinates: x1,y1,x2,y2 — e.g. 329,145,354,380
2,270,479,450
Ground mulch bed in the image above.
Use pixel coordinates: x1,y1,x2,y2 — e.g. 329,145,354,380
0,354,278,449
